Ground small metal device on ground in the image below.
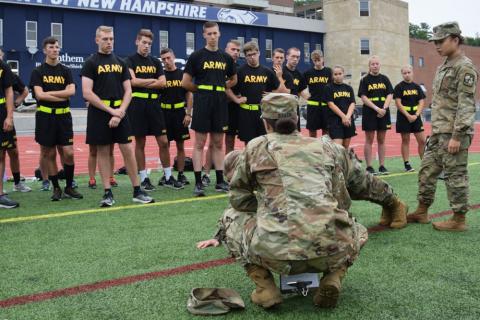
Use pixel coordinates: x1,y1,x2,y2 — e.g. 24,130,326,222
279,273,319,296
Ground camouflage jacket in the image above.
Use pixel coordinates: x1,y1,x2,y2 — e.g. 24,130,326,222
431,54,478,139
229,133,394,261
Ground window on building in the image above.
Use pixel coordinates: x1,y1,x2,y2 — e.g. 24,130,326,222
409,55,414,66
159,30,169,50
26,21,38,48
265,39,272,60
7,60,19,75
186,32,195,56
251,37,258,44
360,38,370,55
0,19,3,47
419,57,425,67
315,43,322,52
237,37,245,57
359,0,370,16
51,23,63,48
304,42,310,63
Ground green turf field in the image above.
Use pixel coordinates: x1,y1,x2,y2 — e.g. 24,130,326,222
1,155,480,319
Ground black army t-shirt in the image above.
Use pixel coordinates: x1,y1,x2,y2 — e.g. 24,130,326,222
235,64,280,105
126,53,164,94
30,63,73,108
394,81,425,111
325,82,356,114
0,60,14,98
283,66,306,96
161,69,187,104
81,52,130,100
357,73,393,108
303,67,332,102
184,48,236,87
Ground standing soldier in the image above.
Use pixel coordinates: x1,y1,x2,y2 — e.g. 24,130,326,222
0,48,31,193
303,49,332,137
0,54,18,208
126,29,182,190
394,65,426,172
358,56,394,175
81,25,153,207
160,48,193,186
324,65,357,148
226,41,287,145
284,47,309,129
182,21,237,197
30,37,83,201
271,48,293,94
408,22,478,231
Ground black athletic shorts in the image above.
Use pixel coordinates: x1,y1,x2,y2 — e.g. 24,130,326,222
0,106,17,150
226,101,239,136
86,106,133,145
361,107,391,131
191,91,228,133
328,116,356,140
35,110,74,147
128,97,166,137
237,107,266,143
163,108,191,142
306,103,328,131
396,111,424,133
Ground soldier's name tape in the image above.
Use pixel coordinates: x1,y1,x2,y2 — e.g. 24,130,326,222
1,162,479,225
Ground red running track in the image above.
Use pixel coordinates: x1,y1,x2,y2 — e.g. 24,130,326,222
9,123,480,176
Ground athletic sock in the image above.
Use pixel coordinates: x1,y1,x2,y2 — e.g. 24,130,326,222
49,175,60,189
104,188,112,196
13,172,21,185
194,171,202,185
215,170,224,184
133,185,141,196
64,164,74,188
139,169,147,182
164,167,172,180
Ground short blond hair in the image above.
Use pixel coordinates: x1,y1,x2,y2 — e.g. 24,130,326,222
96,25,113,37
333,65,345,73
368,55,380,65
400,64,413,73
311,49,324,60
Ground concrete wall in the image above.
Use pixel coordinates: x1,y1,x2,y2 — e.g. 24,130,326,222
323,0,409,106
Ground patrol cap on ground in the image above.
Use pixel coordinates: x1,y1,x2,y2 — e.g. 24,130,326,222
187,288,245,315
429,21,463,41
261,93,299,120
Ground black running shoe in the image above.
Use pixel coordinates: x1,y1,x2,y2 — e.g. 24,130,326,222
51,187,63,201
64,186,83,199
133,189,154,204
194,183,205,197
404,162,415,172
177,173,190,185
366,166,376,175
215,181,230,193
378,165,390,175
158,175,167,186
100,192,115,207
201,174,211,187
141,177,156,191
164,176,184,190
0,194,19,209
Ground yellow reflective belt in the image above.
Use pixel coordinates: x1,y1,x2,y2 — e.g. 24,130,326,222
132,92,159,99
307,101,328,107
38,105,71,114
197,85,225,92
403,105,418,112
0,97,5,104
102,99,122,107
239,104,260,111
370,97,386,102
161,102,186,109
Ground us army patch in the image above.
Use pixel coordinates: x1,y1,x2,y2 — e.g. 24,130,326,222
463,73,475,87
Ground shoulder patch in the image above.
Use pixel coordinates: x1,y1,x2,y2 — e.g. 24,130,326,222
463,73,475,87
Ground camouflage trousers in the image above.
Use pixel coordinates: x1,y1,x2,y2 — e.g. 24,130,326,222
225,214,368,276
418,133,471,214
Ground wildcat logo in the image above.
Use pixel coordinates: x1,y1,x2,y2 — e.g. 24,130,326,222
217,9,258,25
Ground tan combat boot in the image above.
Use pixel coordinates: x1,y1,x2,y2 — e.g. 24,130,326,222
246,264,283,308
382,197,408,229
406,202,430,224
378,208,392,226
432,213,467,232
313,266,347,308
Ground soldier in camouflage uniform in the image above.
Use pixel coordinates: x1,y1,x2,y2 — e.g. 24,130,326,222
226,93,407,309
407,22,478,232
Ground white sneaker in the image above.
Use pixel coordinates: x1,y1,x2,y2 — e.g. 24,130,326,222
13,181,32,193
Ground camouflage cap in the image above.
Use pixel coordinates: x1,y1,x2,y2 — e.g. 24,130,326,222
187,288,245,315
261,93,299,120
429,21,463,41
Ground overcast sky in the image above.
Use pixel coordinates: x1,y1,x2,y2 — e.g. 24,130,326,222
405,0,479,37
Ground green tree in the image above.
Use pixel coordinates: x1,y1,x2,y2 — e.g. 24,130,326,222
409,22,431,40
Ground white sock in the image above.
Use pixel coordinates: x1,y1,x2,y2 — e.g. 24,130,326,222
164,167,172,179
139,170,147,182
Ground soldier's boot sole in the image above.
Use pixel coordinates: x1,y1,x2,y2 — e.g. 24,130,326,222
246,264,283,309
313,267,346,308
432,214,467,232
